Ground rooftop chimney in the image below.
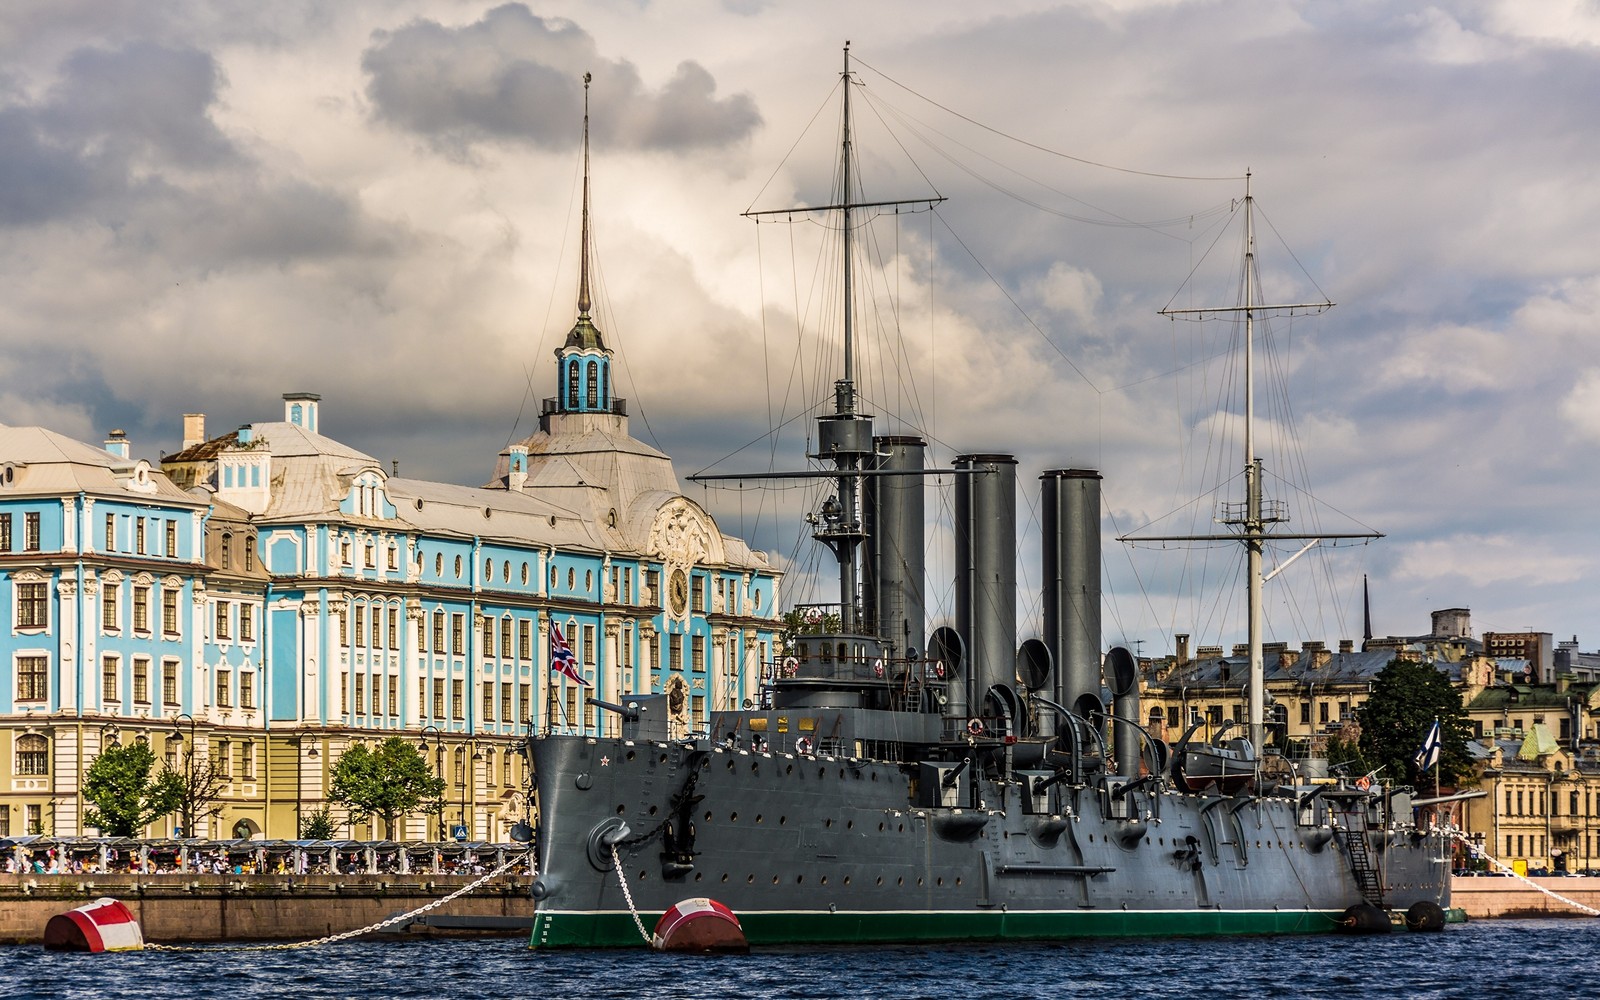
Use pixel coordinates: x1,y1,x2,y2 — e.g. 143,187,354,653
1175,633,1190,667
1338,639,1354,654
182,413,206,450
104,429,130,460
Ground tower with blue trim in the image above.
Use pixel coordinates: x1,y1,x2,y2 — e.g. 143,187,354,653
555,72,615,419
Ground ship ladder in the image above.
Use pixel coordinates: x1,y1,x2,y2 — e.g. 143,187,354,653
1333,810,1385,907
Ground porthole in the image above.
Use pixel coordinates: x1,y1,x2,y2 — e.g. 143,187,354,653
936,877,943,887
549,566,557,589
659,753,668,764
747,875,754,884
414,498,424,511
825,818,833,828
795,875,804,885
637,871,647,881
521,563,529,585
917,878,924,887
704,811,713,822
720,874,728,883
846,820,853,830
772,876,780,885
751,762,760,774
818,767,826,778
625,750,636,762
785,764,793,776
871,772,877,781
435,554,443,576
820,876,828,885
694,873,703,882
567,568,575,590
454,555,462,578
897,877,905,886
955,877,962,887
842,876,851,886
648,805,658,816
755,814,764,824
615,805,626,815
727,760,737,772
779,816,787,826
875,877,883,886
585,570,593,592
730,812,738,822
878,822,885,832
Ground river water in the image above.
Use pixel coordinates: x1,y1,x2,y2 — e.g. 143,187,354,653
4,920,1591,999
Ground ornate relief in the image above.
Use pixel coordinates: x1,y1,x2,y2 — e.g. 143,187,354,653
649,499,716,565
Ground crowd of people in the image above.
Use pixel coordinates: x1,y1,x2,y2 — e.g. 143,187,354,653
0,840,533,877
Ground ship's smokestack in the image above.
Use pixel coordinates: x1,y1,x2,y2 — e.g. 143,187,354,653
1106,646,1142,777
955,454,1017,717
864,436,926,664
1042,469,1102,719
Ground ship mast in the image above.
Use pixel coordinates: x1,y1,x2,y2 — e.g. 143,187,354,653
1131,172,1369,753
732,43,944,632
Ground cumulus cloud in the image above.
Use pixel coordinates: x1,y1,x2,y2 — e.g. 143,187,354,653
361,4,760,153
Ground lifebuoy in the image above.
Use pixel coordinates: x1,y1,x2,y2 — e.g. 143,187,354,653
966,718,984,737
1355,776,1372,790
936,663,946,679
795,737,814,755
874,658,884,678
782,655,799,678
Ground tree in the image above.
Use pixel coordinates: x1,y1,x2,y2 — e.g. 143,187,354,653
82,741,184,837
1354,658,1471,788
173,750,231,839
328,737,445,839
299,806,337,840
781,607,842,652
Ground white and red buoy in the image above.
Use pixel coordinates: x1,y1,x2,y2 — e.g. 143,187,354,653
43,897,145,952
651,897,748,953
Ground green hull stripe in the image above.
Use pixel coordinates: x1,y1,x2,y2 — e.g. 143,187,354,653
530,907,1345,949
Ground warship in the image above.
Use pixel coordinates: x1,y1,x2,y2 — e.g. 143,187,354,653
526,50,1453,948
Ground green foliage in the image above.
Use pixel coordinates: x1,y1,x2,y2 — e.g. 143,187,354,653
328,737,445,839
298,806,337,840
1322,731,1370,779
82,741,183,837
1355,658,1471,787
781,607,842,650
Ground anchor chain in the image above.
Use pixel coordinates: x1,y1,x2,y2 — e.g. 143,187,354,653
146,849,535,952
1450,830,1600,917
611,846,652,945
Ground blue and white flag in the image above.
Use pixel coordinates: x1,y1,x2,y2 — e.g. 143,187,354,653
1414,719,1441,773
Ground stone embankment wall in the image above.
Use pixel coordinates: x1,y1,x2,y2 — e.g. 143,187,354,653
0,873,530,945
1451,876,1600,919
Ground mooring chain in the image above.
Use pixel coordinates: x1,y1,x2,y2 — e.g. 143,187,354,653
610,846,652,945
616,749,705,850
1449,830,1600,917
146,850,536,952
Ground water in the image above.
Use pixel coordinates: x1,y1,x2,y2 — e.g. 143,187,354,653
4,921,1591,999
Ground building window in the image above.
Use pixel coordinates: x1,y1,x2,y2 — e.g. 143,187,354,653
387,608,398,648
432,611,445,651
220,532,232,568
499,619,512,659
567,360,580,408
240,671,255,709
165,520,177,558
133,586,150,633
162,588,180,636
483,681,495,721
16,582,47,629
691,574,705,612
451,614,465,655
387,675,398,717
132,657,149,704
354,606,366,647
16,655,47,702
454,555,462,579
162,659,178,706
244,539,255,572
452,679,465,720
500,684,512,724
432,679,445,719
586,360,598,408
240,604,254,642
0,512,11,551
481,617,493,655
216,669,232,708
691,634,705,671
519,681,530,723
668,635,682,672
583,625,596,667
518,620,531,661
240,741,255,780
217,739,231,778
135,518,146,554
102,656,119,703
215,601,230,640
16,734,48,776
24,511,40,551
354,674,366,715
454,745,466,784
104,513,115,551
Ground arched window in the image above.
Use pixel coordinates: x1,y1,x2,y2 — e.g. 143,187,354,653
586,361,599,408
567,360,580,408
454,745,467,784
16,734,47,776
599,365,608,408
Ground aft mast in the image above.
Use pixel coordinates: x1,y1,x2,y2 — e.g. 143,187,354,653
1131,173,1372,753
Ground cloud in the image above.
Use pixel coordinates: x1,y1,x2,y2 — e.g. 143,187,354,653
361,4,760,154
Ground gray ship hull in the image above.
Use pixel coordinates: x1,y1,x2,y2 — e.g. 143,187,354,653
528,733,1451,947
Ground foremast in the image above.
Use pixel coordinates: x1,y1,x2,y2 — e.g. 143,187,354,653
741,43,943,628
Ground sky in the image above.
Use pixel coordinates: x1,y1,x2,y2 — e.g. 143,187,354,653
3,0,1599,659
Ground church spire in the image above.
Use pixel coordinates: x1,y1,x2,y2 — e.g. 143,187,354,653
556,71,612,415
577,70,593,320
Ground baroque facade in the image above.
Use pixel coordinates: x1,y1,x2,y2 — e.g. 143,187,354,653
0,142,782,840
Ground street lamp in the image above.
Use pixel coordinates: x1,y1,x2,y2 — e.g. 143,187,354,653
292,730,320,838
168,713,197,838
460,740,484,842
419,724,445,840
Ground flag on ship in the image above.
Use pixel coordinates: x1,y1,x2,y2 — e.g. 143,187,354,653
549,622,589,686
1414,718,1441,773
